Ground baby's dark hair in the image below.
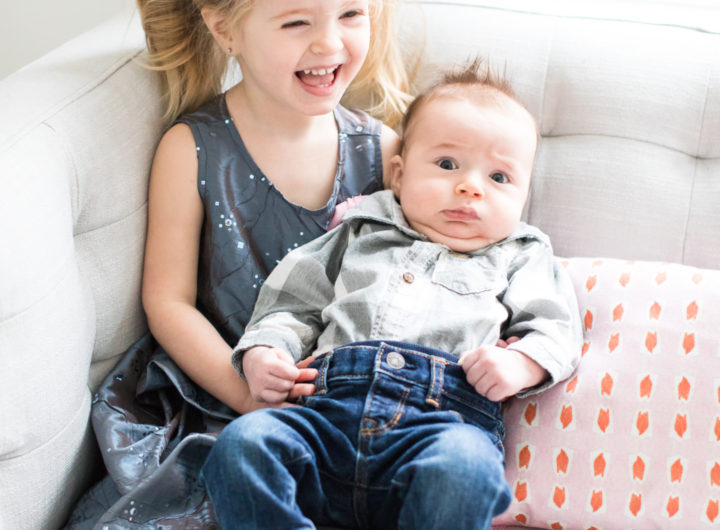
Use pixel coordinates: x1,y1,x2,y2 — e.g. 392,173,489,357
400,58,532,151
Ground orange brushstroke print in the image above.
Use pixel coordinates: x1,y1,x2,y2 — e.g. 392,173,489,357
601,373,613,395
674,414,687,438
560,405,573,429
686,300,698,320
692,272,703,284
633,456,645,480
707,499,719,523
597,408,610,433
518,445,531,469
655,271,667,285
590,490,603,512
683,332,695,355
553,486,566,508
608,333,620,353
515,481,528,502
649,301,662,320
565,376,578,393
612,303,624,321
619,271,631,287
714,418,720,442
670,458,683,483
550,523,563,530
593,453,606,477
711,463,720,487
639,375,653,398
629,493,642,516
581,342,590,357
677,377,691,401
556,449,569,474
584,309,594,331
645,332,657,353
666,496,679,518
636,411,649,436
524,403,537,426
586,275,597,292
514,514,528,524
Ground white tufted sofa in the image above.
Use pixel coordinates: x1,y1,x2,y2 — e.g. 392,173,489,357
1,1,718,528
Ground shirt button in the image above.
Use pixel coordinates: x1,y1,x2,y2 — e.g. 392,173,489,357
402,272,415,284
387,351,406,369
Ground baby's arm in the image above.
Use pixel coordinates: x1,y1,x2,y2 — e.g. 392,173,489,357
461,240,582,401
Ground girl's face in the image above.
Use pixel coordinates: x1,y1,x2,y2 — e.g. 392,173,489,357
230,0,371,118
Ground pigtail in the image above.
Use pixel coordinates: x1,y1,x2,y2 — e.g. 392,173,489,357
342,0,415,130
136,0,228,124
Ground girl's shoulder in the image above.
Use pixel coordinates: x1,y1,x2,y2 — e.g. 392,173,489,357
175,94,228,128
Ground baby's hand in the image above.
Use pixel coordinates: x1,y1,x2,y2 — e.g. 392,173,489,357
328,195,366,229
458,345,547,402
243,346,310,404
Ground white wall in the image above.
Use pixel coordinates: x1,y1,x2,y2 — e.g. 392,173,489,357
0,0,134,79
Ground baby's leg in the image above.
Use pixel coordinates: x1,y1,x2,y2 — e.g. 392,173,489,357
391,422,511,530
201,407,355,529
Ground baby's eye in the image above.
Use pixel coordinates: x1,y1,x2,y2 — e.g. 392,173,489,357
437,159,457,170
490,172,508,183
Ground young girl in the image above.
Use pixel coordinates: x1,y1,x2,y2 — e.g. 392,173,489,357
140,0,410,414
72,0,411,526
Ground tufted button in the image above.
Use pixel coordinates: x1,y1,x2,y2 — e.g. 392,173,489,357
386,351,406,369
402,272,415,284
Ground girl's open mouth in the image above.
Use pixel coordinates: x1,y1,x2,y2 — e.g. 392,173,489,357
296,65,340,88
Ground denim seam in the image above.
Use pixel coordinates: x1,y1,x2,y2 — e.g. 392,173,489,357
360,387,410,436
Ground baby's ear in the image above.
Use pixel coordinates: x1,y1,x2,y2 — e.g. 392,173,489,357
388,154,404,196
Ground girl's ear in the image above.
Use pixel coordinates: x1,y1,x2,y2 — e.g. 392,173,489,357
201,6,233,51
388,154,404,197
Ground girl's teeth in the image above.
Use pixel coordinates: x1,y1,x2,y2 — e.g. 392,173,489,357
302,67,336,76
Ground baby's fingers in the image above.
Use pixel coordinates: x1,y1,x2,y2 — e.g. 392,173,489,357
295,367,318,383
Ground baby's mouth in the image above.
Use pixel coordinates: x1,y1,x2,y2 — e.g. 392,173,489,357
296,65,340,88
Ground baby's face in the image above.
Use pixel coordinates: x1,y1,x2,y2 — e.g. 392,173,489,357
389,95,537,253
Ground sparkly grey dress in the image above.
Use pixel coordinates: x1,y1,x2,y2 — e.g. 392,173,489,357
68,96,384,528
186,95,384,346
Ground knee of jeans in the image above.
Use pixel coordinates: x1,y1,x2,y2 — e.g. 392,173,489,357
419,427,505,484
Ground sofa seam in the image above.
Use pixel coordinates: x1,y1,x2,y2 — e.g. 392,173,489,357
413,1,720,36
0,389,92,463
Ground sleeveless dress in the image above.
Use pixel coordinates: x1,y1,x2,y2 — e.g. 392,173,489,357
67,95,385,529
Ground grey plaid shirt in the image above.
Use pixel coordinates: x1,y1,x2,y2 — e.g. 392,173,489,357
234,190,582,396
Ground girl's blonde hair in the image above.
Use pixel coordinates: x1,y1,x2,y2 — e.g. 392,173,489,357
136,0,412,127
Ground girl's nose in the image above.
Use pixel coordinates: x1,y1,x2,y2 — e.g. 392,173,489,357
310,24,343,55
455,178,484,199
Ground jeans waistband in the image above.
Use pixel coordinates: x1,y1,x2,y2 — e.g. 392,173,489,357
315,340,502,417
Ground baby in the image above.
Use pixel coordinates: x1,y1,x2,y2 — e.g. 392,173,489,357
203,61,582,530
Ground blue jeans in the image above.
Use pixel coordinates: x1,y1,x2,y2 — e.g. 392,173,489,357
202,341,511,529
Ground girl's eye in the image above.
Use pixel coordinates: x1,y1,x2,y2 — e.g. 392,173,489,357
437,159,457,170
490,172,508,183
281,20,308,29
341,10,361,19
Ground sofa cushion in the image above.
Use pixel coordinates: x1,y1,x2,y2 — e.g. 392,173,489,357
494,257,720,529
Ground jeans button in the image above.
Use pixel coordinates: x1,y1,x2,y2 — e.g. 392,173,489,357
387,351,405,369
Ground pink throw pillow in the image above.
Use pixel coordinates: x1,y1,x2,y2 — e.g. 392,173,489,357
494,258,720,529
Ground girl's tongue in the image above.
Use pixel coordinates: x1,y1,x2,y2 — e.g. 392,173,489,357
297,68,336,87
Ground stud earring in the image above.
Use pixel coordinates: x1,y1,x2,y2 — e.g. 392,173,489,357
226,47,233,56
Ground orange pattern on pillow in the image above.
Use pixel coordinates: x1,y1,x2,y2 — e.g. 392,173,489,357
493,258,720,529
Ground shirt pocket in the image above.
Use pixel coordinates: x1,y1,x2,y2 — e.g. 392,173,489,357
430,252,507,296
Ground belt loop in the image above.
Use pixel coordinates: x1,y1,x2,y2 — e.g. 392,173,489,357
426,358,444,408
316,351,333,394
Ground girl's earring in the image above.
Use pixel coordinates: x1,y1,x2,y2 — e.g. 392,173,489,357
226,47,233,56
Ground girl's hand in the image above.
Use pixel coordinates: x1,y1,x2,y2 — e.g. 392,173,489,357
242,346,304,404
458,345,547,402
495,336,520,348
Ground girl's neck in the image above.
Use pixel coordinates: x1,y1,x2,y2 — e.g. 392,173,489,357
226,83,336,141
